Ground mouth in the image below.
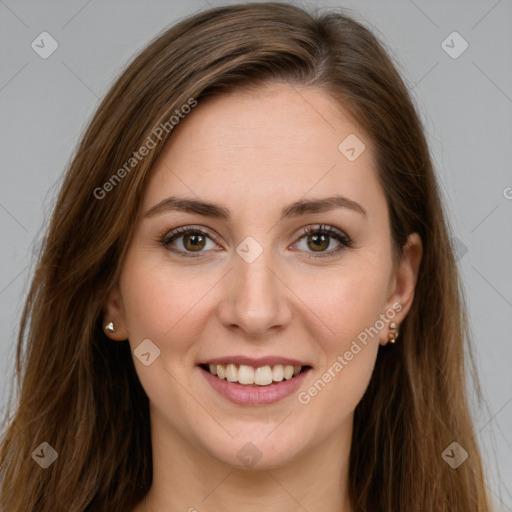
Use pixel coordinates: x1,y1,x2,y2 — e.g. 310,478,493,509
199,362,311,386
197,358,312,406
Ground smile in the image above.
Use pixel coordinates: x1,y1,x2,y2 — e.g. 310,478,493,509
198,358,312,406
202,363,307,386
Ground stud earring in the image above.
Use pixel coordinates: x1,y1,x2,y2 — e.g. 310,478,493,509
104,321,116,334
388,321,400,343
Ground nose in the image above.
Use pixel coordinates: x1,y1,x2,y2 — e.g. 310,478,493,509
216,250,293,338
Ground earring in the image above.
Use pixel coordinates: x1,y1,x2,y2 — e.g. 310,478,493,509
388,321,400,343
104,321,116,334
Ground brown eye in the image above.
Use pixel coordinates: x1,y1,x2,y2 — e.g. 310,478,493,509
293,225,352,259
182,233,206,251
160,227,219,257
306,233,330,252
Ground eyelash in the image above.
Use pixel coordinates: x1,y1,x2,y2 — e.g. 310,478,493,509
159,224,353,259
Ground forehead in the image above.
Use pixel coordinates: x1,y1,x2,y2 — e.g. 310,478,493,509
143,84,382,216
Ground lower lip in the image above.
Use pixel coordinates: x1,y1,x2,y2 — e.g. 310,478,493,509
199,366,311,406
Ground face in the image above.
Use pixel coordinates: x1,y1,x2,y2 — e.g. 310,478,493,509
105,84,421,470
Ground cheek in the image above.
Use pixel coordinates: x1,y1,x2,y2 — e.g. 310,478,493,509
306,260,392,350
119,251,215,354
296,289,382,436
118,252,217,416
294,259,390,411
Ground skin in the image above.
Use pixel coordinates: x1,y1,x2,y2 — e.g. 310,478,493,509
104,84,422,512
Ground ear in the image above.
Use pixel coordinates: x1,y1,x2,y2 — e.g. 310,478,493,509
380,232,423,345
102,284,129,341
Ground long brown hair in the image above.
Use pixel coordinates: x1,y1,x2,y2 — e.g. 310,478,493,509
0,3,493,510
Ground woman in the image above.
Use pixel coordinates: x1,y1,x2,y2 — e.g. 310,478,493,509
0,2,494,511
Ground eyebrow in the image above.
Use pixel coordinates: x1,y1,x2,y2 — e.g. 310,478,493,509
144,194,367,219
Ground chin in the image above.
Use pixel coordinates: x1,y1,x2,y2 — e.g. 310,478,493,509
200,428,310,471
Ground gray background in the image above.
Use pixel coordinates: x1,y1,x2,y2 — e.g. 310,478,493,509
0,0,511,509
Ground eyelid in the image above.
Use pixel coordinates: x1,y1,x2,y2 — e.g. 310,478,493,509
159,223,352,258
160,224,221,244
294,224,350,242
290,224,352,258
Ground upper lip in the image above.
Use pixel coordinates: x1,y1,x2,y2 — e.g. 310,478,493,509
199,355,311,367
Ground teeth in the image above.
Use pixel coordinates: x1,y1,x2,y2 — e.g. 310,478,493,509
272,364,284,382
225,363,238,382
254,366,273,386
207,363,303,386
283,365,294,380
238,365,255,385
